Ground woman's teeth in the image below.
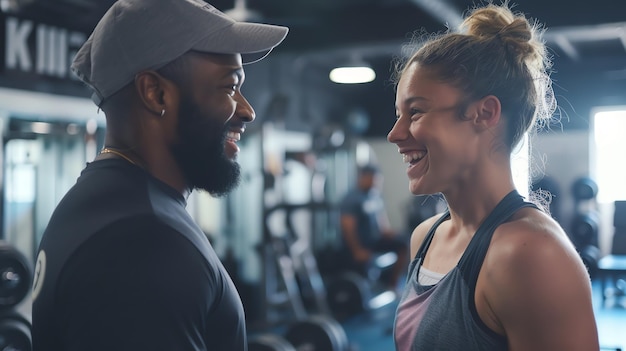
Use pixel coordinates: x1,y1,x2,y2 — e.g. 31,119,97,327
402,151,426,164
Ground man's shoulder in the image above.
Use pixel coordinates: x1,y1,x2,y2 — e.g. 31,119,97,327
339,189,363,210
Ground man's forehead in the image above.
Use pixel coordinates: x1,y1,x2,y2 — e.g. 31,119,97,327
188,51,243,67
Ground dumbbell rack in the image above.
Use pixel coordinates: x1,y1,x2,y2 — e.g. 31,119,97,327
569,176,602,277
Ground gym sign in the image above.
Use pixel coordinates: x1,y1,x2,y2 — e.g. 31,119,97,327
1,14,86,81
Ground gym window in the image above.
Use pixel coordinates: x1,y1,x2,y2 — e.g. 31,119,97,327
591,108,626,203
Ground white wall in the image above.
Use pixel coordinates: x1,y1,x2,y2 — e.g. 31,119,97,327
366,137,418,234
531,130,615,255
531,130,591,229
0,87,103,124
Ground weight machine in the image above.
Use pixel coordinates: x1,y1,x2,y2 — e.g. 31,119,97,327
253,202,352,351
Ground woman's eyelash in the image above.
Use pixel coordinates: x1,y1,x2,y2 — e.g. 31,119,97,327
395,108,425,120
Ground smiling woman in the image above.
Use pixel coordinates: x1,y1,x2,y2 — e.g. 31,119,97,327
387,2,599,351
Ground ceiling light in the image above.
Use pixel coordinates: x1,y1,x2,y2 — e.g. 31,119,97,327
329,66,376,84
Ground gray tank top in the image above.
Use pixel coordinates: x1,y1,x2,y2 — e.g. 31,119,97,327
394,190,537,350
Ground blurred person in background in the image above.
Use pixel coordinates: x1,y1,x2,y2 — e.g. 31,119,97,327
340,164,409,292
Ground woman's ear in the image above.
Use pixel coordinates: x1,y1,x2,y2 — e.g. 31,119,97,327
469,95,501,131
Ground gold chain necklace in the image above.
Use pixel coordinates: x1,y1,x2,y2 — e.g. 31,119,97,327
100,147,138,166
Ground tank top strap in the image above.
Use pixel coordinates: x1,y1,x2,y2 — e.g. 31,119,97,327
415,210,452,262
458,190,538,291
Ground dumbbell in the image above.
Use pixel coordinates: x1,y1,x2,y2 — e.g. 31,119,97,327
0,242,32,351
0,241,32,310
570,212,599,249
325,271,372,319
249,315,350,351
326,262,397,320
284,315,350,351
249,333,296,351
0,311,31,351
571,177,598,201
579,245,601,278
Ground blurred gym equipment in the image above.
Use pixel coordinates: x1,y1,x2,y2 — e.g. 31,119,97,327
611,201,626,255
597,200,626,308
570,176,601,277
248,314,351,351
254,202,352,351
0,241,32,351
0,241,31,310
0,311,31,351
284,315,350,351
260,202,333,321
325,253,398,320
248,333,296,351
571,177,599,202
571,211,599,248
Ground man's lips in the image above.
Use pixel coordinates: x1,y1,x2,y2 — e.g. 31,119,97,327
224,130,243,158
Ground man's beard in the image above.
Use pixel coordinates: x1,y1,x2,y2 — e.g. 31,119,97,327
170,97,241,197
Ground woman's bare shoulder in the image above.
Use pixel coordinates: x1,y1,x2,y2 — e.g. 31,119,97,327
480,208,598,350
409,212,448,259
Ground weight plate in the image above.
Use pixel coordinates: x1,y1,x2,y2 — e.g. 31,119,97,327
326,272,369,319
285,315,349,351
0,312,32,351
249,333,296,351
0,242,32,309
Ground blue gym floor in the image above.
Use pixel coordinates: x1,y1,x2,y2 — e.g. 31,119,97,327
339,278,626,351
341,301,397,351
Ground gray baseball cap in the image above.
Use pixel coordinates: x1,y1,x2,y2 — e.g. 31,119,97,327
71,0,289,106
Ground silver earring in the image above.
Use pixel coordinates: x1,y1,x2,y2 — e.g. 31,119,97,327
160,109,165,117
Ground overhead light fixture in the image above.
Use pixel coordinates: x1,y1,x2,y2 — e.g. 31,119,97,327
329,66,376,84
329,55,376,84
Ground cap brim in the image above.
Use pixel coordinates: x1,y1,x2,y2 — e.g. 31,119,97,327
192,22,288,64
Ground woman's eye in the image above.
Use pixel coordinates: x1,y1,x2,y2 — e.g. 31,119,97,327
396,108,424,121
227,86,237,96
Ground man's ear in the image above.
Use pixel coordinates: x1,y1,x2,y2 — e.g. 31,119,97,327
467,95,501,131
134,71,176,117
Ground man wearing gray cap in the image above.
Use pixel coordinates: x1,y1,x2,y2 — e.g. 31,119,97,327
31,0,287,350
